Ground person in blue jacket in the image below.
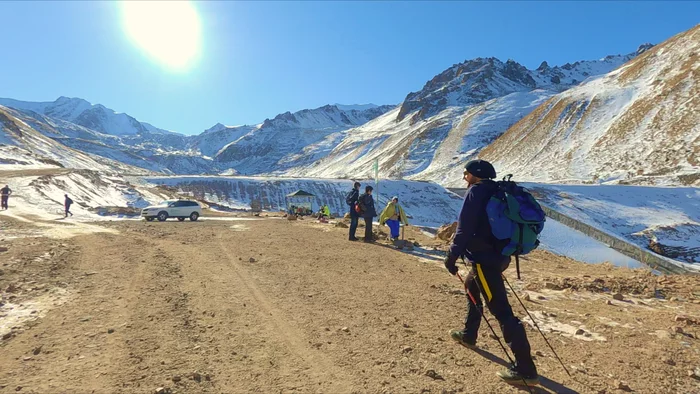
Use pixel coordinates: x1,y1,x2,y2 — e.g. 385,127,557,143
443,159,538,387
358,185,377,243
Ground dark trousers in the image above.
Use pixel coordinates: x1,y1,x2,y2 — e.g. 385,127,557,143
65,207,72,217
363,217,373,241
349,213,359,240
1,196,7,210
464,261,537,377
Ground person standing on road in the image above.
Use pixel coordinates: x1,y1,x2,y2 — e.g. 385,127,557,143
345,182,361,241
379,196,408,241
443,159,539,387
358,185,377,243
64,194,74,218
1,185,12,210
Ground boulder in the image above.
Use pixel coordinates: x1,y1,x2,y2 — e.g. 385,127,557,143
335,222,349,228
287,214,298,221
437,222,458,242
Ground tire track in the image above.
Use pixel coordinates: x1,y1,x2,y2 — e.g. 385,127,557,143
218,239,354,393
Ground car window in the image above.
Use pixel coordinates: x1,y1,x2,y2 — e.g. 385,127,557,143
187,201,199,207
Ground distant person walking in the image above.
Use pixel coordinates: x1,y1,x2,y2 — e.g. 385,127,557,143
345,182,361,241
358,185,377,243
379,196,408,241
64,194,74,217
1,185,12,210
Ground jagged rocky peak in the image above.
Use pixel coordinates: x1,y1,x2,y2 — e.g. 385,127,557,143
637,43,655,55
203,123,227,134
503,59,536,88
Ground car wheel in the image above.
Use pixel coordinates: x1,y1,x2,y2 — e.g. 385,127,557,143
157,211,168,222
178,217,185,222
145,217,154,222
190,212,199,221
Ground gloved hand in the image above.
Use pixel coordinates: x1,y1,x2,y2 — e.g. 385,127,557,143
443,254,458,275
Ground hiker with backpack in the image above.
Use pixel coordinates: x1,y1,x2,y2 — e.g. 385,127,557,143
358,185,377,243
443,159,544,387
379,196,408,241
345,182,361,241
1,185,12,210
64,194,74,218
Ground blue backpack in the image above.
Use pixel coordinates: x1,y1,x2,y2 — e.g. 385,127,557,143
486,175,546,278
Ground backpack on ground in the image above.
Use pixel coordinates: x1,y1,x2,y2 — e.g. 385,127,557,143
486,175,546,279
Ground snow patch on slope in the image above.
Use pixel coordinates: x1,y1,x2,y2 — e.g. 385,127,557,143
528,183,700,267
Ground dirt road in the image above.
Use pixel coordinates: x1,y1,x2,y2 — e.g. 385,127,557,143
1,217,700,393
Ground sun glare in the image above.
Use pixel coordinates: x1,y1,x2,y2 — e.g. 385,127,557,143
120,1,202,71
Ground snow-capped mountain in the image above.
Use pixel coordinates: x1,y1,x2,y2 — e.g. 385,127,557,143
282,44,653,182
0,96,394,175
480,24,699,187
212,104,395,173
0,105,150,173
0,96,171,136
395,45,652,124
4,26,694,188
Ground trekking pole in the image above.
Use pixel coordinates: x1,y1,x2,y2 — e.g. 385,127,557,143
455,272,534,393
502,274,571,377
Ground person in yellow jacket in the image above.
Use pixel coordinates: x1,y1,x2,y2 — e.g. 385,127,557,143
379,196,408,240
318,204,331,219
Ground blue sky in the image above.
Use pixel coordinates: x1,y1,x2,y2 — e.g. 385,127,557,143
0,1,697,135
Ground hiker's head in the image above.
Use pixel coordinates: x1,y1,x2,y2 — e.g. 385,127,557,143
354,182,361,190
464,160,496,186
365,185,373,195
391,196,398,203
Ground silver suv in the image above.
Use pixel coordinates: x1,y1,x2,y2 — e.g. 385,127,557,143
141,200,202,222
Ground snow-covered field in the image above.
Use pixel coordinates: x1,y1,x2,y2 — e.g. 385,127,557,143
144,176,464,228
0,171,168,222
528,183,700,268
539,219,643,269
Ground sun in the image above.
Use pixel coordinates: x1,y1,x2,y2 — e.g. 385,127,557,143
120,1,202,71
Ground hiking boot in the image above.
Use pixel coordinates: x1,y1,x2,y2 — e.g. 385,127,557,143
497,366,539,386
349,237,359,241
449,329,477,350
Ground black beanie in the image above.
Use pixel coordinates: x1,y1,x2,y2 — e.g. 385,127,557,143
465,160,497,179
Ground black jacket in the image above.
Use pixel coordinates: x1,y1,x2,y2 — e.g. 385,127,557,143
358,193,377,219
449,180,508,265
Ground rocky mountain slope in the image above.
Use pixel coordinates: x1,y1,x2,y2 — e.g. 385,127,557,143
3,25,695,187
479,25,699,187
0,96,172,137
282,45,654,183
0,97,392,175
214,104,395,174
0,105,149,174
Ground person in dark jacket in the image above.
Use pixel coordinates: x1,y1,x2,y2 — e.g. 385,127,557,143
444,160,538,387
1,185,12,210
358,185,377,243
64,194,74,218
346,182,361,241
